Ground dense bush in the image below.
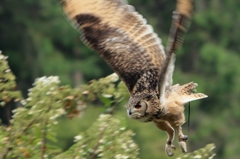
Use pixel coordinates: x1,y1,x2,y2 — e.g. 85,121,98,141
0,52,215,158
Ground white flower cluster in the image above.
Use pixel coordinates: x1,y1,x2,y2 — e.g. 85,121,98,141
106,73,119,82
49,108,65,120
193,155,202,159
98,114,116,131
0,101,6,106
33,76,60,86
101,93,113,98
115,154,129,159
123,140,136,150
0,51,8,60
74,135,83,142
95,145,104,154
98,114,111,121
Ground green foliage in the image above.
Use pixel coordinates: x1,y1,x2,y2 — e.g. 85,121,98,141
0,75,84,158
55,114,139,159
0,73,137,158
177,143,216,159
0,51,22,106
81,73,128,111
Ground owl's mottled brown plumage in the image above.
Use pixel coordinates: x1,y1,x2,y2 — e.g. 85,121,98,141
61,0,165,95
61,0,207,156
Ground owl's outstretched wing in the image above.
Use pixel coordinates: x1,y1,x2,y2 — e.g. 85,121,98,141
158,0,193,103
61,0,166,95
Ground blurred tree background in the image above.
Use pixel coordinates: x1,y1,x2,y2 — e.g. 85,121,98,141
0,0,240,158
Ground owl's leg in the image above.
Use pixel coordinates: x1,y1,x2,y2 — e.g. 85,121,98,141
176,125,188,153
153,121,176,156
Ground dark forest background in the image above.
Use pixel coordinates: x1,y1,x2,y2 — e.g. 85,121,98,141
1,0,240,158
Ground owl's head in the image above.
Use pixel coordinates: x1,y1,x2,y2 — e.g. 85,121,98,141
126,93,160,122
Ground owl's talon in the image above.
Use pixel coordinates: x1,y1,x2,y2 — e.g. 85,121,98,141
182,135,188,141
179,141,187,153
165,144,176,156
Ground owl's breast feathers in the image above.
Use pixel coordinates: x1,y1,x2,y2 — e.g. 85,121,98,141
61,0,166,95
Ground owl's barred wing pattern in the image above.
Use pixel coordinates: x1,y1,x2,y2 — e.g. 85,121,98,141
158,0,193,102
61,0,166,95
166,82,208,104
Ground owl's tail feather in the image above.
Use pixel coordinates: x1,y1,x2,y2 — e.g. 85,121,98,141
171,82,208,105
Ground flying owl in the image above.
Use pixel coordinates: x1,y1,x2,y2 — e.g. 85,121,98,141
61,0,207,156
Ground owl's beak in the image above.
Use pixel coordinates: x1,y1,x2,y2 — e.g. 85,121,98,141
128,109,132,115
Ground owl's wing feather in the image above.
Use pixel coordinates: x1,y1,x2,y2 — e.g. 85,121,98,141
158,0,193,103
167,82,208,104
61,0,166,95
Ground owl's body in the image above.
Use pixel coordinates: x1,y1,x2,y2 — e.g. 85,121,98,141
61,0,207,156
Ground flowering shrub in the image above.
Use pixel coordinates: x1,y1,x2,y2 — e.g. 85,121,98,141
0,51,215,158
0,51,22,105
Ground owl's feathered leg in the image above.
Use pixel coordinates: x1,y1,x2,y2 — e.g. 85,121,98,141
153,121,176,156
176,125,188,153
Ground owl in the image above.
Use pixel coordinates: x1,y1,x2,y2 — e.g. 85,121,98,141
61,0,207,156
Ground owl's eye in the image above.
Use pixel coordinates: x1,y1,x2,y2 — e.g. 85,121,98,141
134,103,142,109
